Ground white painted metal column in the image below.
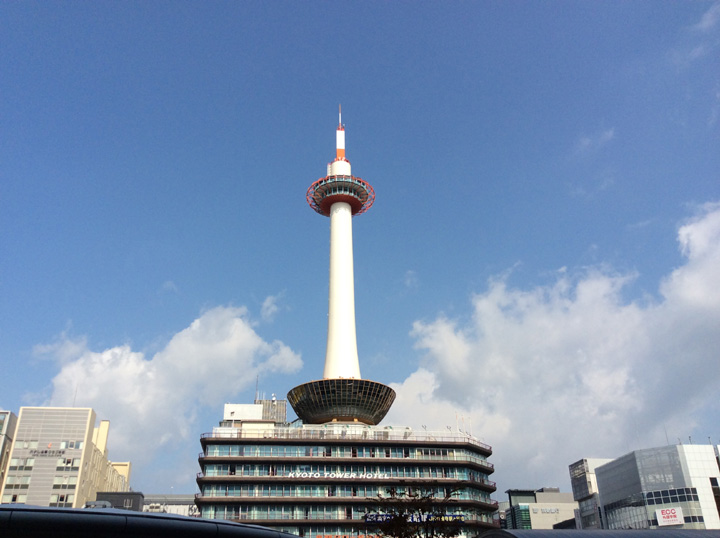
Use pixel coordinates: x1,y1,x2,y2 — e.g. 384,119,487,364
323,200,361,379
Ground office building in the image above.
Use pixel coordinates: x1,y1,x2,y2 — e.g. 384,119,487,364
504,488,577,529
569,458,612,529
594,444,720,530
0,407,130,508
0,411,18,490
195,112,499,537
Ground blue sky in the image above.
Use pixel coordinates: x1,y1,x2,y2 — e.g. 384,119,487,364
2,2,719,496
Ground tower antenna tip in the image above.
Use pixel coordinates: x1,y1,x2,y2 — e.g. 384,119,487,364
338,104,342,126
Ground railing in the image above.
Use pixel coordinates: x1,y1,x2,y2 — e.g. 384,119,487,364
199,451,493,469
195,491,498,504
201,426,491,452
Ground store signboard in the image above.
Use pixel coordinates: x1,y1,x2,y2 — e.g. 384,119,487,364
657,507,683,526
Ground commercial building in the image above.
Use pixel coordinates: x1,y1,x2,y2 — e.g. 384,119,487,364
594,444,720,530
0,410,18,490
504,488,577,529
195,112,498,537
568,458,612,529
0,407,131,508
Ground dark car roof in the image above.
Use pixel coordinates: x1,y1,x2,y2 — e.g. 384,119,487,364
0,504,299,538
479,531,720,538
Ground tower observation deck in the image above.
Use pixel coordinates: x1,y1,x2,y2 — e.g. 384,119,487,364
287,109,395,425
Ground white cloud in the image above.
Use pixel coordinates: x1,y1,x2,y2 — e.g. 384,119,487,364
403,270,419,289
38,306,302,476
694,2,720,32
386,202,720,491
575,128,615,155
261,293,285,322
671,2,720,66
159,280,179,294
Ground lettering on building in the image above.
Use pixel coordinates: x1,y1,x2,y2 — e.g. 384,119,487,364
29,449,66,457
287,472,391,479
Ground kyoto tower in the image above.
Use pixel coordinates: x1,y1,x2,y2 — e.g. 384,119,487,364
287,108,396,425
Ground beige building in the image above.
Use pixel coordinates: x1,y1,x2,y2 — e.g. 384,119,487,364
505,488,578,529
0,407,130,508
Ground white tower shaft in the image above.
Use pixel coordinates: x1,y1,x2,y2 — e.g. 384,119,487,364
323,201,361,379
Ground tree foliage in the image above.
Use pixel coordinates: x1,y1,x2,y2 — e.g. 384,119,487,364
364,488,465,538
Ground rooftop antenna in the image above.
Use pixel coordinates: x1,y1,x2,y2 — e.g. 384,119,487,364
255,376,259,403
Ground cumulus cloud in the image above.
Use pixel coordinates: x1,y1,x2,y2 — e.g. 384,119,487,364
38,305,302,474
386,202,720,490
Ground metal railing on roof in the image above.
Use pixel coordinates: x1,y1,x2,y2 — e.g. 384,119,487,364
201,426,492,452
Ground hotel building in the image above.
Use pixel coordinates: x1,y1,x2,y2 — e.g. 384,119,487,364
196,400,498,536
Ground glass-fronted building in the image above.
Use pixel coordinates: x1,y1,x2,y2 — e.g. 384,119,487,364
569,458,612,529
196,401,499,537
595,444,720,529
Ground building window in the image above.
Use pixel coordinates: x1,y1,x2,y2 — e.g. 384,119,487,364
49,494,74,507
59,440,84,450
1,493,27,503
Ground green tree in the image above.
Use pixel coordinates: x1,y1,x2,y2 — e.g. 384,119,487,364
364,488,465,538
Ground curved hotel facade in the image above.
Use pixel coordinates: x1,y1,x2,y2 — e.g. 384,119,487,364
196,402,498,536
195,111,498,536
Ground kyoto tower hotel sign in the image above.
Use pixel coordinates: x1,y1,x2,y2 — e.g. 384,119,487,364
288,109,396,425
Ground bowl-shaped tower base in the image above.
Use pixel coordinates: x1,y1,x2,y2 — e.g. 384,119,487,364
287,379,396,425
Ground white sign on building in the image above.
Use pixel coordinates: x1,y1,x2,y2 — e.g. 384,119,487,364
656,507,684,526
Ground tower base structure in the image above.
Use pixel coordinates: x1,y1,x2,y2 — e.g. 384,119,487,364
287,379,395,425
